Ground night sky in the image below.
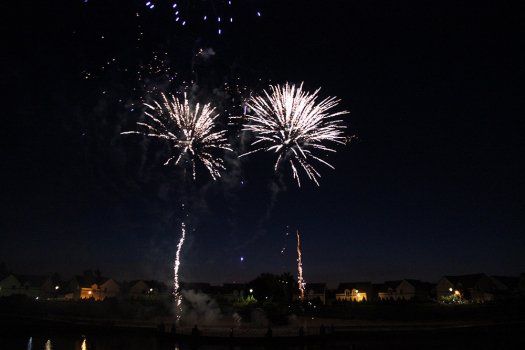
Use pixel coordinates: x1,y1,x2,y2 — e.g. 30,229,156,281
2,0,524,289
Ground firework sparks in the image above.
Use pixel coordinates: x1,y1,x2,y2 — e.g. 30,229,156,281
122,92,232,180
241,82,348,186
173,221,186,323
297,230,305,301
143,1,261,34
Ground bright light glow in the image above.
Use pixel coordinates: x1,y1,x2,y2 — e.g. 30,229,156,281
241,82,348,186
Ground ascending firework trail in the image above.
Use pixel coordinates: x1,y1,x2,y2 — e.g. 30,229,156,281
297,230,305,301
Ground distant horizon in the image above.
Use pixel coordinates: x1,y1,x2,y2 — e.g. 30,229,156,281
2,262,522,291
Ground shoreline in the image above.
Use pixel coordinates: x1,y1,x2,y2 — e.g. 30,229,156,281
2,313,523,337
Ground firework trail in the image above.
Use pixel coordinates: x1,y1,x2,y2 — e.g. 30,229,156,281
122,92,233,180
297,230,305,301
241,82,348,186
173,221,186,323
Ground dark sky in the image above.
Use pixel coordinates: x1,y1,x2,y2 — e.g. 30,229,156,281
2,0,524,289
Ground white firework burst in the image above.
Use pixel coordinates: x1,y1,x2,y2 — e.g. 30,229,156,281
122,92,232,180
241,82,348,186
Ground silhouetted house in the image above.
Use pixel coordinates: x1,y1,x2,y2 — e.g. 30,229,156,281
335,282,374,302
219,283,246,302
519,273,525,298
325,288,337,305
436,274,497,302
128,280,169,300
0,274,54,299
378,280,403,300
293,283,327,304
66,275,119,300
490,275,521,300
396,279,432,300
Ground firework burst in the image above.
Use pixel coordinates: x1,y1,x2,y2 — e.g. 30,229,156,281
122,92,232,180
241,82,348,186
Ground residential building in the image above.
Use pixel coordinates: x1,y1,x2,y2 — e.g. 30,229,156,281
0,274,55,299
436,274,497,302
335,282,374,302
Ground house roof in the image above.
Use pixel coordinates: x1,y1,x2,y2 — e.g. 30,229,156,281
221,283,246,294
71,275,116,288
490,276,519,289
378,280,402,293
335,282,372,294
402,279,430,289
129,280,168,292
304,283,327,294
71,275,97,288
443,274,488,288
12,274,51,287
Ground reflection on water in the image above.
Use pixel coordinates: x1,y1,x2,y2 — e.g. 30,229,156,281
3,322,524,350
